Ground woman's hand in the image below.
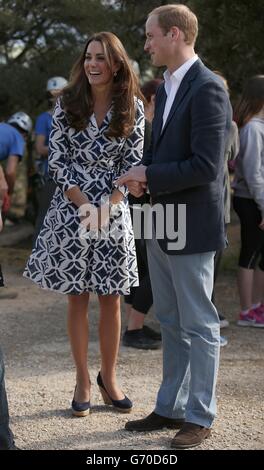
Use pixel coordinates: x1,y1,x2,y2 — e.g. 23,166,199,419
79,203,98,231
79,202,110,231
98,203,110,229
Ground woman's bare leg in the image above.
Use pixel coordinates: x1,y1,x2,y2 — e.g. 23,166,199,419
252,267,264,305
67,293,91,402
237,267,254,310
98,294,124,400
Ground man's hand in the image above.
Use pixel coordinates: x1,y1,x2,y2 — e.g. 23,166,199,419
126,181,146,197
116,165,147,186
0,167,9,216
115,165,147,197
0,166,8,201
1,193,11,214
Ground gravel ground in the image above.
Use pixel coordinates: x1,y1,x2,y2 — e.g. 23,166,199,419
0,230,264,451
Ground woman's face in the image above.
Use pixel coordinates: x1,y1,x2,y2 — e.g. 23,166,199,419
84,40,115,88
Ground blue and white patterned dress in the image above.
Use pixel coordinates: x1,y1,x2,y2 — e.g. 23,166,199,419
24,98,145,295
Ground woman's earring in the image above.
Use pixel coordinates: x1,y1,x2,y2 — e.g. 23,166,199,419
114,71,117,77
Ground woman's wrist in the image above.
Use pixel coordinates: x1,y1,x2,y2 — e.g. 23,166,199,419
76,197,90,208
110,189,123,205
72,191,89,208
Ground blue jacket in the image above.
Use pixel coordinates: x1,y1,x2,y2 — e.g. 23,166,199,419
144,59,232,254
0,123,24,161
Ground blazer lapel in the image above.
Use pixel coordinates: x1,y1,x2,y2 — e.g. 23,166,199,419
153,86,166,139
158,59,203,139
161,79,190,135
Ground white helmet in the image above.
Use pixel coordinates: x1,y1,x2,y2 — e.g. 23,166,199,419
8,111,32,133
46,76,68,91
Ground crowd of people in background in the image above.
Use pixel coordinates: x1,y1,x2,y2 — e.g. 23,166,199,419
0,2,264,451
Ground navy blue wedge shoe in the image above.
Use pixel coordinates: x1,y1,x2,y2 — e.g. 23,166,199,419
97,372,133,413
72,398,91,417
71,387,91,417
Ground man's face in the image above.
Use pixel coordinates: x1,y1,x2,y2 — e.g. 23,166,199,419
144,15,171,67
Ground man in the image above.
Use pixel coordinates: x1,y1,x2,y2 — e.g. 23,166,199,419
0,166,18,450
117,4,231,448
33,76,67,243
0,111,32,300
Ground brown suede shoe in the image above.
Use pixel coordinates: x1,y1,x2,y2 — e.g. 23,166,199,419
125,411,184,432
171,422,211,449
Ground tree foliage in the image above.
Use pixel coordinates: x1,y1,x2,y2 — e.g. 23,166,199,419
189,0,264,100
111,0,264,101
0,0,114,118
104,0,169,74
0,0,263,119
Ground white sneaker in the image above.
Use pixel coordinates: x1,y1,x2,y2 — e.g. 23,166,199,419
219,314,229,329
220,336,228,347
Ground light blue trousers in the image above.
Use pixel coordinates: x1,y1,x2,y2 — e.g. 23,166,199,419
146,237,220,428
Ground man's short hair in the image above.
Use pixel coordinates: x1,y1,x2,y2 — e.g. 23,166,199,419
149,4,198,46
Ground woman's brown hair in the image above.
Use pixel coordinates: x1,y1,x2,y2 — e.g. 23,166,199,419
61,32,143,138
235,75,264,128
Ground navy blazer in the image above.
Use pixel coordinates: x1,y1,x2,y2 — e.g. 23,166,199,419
143,59,232,255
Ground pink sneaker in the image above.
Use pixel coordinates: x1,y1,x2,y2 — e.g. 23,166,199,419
254,304,264,316
237,309,264,328
252,310,264,327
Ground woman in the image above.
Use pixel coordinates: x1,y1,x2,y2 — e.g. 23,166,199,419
24,32,145,415
233,75,264,327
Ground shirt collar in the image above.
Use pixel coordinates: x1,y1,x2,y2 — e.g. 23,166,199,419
163,55,198,94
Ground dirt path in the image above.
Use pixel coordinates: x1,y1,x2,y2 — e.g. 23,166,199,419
0,221,263,450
